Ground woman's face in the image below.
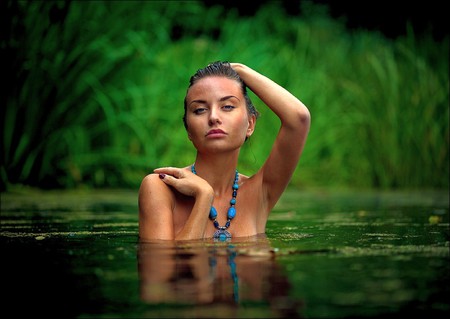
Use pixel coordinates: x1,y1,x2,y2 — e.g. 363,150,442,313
185,76,255,154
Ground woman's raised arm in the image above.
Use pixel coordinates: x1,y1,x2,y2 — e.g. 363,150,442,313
231,63,311,209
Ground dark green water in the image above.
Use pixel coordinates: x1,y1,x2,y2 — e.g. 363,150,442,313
1,189,449,318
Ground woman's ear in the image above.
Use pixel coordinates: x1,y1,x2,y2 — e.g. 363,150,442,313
246,114,256,138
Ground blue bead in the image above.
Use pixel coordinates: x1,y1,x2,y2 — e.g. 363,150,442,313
213,220,219,228
227,207,236,219
219,233,227,241
209,206,217,219
230,199,236,205
233,183,239,190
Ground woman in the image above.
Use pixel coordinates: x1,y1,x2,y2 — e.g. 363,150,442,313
139,62,310,241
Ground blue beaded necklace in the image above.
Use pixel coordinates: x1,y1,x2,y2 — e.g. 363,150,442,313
191,164,239,241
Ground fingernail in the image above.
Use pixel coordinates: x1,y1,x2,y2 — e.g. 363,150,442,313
159,173,166,179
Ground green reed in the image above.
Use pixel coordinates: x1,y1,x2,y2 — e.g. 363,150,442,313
2,1,448,190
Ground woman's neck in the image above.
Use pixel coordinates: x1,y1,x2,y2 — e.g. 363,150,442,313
193,154,239,196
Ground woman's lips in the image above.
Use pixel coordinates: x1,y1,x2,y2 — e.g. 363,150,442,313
206,129,227,137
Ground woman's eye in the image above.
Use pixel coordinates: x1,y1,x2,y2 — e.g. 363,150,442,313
223,105,235,111
193,108,207,115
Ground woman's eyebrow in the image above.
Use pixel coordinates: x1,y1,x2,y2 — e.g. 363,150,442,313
188,99,207,106
188,95,240,107
220,95,240,102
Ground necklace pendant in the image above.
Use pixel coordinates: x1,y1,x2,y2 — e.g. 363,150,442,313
213,229,232,241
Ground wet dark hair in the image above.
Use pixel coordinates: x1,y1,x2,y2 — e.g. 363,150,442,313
183,61,260,130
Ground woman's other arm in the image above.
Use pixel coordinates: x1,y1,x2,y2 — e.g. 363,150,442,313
231,63,311,210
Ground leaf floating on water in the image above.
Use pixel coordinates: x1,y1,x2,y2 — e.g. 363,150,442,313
237,248,276,258
428,215,442,224
279,233,314,240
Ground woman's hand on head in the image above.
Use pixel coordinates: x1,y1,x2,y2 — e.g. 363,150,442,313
230,62,244,72
229,63,251,83
153,167,213,198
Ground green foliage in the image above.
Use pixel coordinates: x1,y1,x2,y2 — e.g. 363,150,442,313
2,0,448,190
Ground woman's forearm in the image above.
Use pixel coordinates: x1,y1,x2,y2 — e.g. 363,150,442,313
174,189,214,240
231,63,310,129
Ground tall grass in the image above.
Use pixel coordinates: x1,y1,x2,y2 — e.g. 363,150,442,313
2,1,448,190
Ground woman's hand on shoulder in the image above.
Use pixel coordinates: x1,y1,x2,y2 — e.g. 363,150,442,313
154,167,214,199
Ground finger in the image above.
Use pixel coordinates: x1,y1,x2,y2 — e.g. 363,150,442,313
154,167,184,178
158,173,176,185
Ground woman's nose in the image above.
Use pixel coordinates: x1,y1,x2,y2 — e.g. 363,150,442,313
208,108,222,125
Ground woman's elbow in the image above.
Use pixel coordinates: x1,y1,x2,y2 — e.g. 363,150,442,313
290,103,311,132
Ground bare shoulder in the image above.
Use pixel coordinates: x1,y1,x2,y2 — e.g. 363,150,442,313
236,170,272,229
239,170,265,200
240,168,275,211
138,173,176,240
239,170,262,187
138,173,175,209
139,173,160,194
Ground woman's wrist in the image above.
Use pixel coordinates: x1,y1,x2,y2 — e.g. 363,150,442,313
195,184,214,203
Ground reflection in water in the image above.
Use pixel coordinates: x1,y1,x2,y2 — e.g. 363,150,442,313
138,234,302,317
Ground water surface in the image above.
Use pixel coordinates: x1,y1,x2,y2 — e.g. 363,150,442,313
1,188,448,318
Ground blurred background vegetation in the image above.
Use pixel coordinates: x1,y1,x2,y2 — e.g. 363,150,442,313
1,0,448,192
